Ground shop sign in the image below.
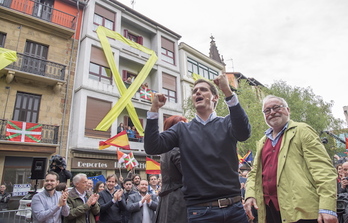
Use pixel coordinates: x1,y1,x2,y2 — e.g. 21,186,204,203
71,158,113,169
71,158,145,170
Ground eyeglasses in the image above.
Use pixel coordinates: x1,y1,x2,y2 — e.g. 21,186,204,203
263,105,286,115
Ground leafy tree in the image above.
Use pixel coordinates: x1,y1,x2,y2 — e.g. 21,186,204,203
183,79,345,159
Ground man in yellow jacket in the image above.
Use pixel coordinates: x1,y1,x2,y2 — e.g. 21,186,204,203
244,95,337,223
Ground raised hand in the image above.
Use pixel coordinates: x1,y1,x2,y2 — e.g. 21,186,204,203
150,93,167,112
213,73,233,97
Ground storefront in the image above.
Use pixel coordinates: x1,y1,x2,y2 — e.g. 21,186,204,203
69,151,150,185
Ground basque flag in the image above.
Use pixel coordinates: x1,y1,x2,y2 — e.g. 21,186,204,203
6,120,42,143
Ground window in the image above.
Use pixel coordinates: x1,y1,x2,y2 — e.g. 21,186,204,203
187,57,218,80
32,0,54,21
22,41,48,75
89,46,112,84
162,73,177,103
161,37,175,65
0,32,6,47
124,116,143,142
13,92,41,123
122,70,137,88
93,4,115,31
2,157,34,193
85,97,111,138
124,29,143,45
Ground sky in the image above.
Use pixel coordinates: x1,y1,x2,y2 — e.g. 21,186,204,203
117,0,348,124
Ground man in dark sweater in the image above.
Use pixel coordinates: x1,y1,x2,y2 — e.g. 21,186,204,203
98,174,126,223
144,73,251,223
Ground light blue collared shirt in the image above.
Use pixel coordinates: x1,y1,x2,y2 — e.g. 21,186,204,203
264,123,289,146
31,190,70,223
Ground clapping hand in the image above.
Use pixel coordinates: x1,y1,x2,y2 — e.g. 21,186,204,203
113,189,123,201
87,193,99,207
58,191,68,207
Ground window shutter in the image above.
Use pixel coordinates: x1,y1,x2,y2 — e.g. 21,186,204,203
85,97,111,138
162,73,176,91
138,36,143,45
95,4,115,22
124,29,128,38
161,37,174,52
124,116,129,127
90,46,109,67
122,70,128,81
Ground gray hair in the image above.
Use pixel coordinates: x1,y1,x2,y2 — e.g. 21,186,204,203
72,173,87,185
262,95,289,109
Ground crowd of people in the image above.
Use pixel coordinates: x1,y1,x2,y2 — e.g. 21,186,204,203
30,172,162,223
2,73,342,223
117,123,143,142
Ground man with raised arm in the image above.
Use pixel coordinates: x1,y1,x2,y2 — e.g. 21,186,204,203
144,73,251,223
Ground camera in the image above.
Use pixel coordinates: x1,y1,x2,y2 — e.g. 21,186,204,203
49,155,66,172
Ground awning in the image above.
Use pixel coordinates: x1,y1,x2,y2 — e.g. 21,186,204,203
0,47,17,70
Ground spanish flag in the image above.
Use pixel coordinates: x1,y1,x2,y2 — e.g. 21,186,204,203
99,130,130,150
146,157,161,174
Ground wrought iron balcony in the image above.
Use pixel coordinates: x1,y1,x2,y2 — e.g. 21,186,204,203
0,119,59,144
0,0,76,29
6,53,65,81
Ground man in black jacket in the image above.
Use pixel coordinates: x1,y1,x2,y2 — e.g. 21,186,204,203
98,174,126,223
0,185,11,211
144,74,251,223
121,178,136,223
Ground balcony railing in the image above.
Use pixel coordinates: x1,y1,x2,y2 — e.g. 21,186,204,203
0,119,59,144
7,53,65,80
0,0,76,29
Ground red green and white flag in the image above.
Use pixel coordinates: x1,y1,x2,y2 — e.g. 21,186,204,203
117,150,129,164
140,87,152,100
6,120,42,143
125,152,138,171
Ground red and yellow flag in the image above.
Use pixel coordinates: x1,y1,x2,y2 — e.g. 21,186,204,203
6,120,42,143
99,130,130,150
146,157,161,174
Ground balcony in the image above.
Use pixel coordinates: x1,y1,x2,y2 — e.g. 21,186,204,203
0,0,76,29
0,119,59,144
8,53,65,80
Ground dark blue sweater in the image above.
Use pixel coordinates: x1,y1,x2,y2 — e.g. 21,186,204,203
144,103,251,206
98,189,126,223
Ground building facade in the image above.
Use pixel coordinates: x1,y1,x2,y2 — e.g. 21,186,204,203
0,0,84,207
68,0,183,180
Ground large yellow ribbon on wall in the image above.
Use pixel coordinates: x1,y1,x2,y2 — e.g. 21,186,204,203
95,26,158,136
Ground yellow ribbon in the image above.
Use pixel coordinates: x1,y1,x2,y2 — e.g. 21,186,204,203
0,47,17,70
95,26,158,136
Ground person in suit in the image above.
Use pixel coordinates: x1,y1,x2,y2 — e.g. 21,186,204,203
126,180,158,223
